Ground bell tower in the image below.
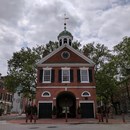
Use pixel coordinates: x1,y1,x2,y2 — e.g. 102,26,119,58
57,14,73,46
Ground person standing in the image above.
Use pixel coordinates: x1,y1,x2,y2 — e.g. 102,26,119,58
25,104,31,123
32,104,37,123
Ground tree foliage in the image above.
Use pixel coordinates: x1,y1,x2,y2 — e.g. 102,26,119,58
4,36,130,105
5,47,40,98
83,43,111,72
82,42,118,104
114,36,130,77
4,41,81,98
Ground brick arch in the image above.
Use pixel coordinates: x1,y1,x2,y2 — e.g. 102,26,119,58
56,91,76,118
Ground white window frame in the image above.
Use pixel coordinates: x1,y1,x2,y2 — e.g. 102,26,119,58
81,91,91,97
62,68,70,83
41,91,51,97
43,68,52,83
80,68,89,83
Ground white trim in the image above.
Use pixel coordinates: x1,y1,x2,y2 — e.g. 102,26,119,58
42,68,52,83
61,51,70,59
37,63,94,67
43,67,52,70
80,68,89,83
81,91,91,97
38,101,53,103
37,44,95,65
61,67,70,70
38,101,53,116
79,100,94,104
62,68,70,83
37,86,96,89
41,91,51,97
65,87,67,91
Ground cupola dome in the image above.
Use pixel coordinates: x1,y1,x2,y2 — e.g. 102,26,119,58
58,14,73,46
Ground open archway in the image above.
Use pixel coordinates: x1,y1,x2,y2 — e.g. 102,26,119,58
56,91,76,118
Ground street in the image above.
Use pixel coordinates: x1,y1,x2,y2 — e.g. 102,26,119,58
1,122,130,130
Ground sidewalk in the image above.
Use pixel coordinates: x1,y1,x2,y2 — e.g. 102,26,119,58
1,114,130,124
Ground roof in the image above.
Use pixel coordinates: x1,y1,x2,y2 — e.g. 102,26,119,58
57,30,73,40
37,44,95,66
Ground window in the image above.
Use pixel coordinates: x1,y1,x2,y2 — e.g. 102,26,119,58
62,68,70,83
61,51,70,59
64,38,67,44
42,91,51,97
80,68,89,83
81,91,91,97
43,68,51,83
60,39,62,46
69,39,71,46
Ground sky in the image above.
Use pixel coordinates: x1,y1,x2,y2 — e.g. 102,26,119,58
0,0,130,76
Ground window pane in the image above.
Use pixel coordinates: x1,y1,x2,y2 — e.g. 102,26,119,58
62,70,70,82
81,70,88,82
44,70,51,82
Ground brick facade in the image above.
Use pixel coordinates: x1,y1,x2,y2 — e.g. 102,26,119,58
36,30,96,118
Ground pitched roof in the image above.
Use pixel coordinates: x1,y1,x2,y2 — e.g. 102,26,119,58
37,44,95,66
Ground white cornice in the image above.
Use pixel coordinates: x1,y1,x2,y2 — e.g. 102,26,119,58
37,63,94,67
37,86,96,89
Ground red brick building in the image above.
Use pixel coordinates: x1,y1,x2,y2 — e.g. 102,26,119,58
36,27,96,118
0,74,13,115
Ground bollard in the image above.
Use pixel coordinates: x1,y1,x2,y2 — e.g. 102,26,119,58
122,112,125,123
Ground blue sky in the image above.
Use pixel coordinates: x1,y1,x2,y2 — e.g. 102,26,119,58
0,0,130,75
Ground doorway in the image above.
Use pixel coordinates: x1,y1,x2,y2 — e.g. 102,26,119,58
56,91,76,118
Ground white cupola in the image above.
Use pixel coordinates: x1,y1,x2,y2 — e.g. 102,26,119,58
57,14,73,46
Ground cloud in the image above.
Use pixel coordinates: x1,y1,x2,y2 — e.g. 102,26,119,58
0,0,130,75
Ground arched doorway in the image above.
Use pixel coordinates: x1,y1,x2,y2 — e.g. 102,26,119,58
56,91,76,118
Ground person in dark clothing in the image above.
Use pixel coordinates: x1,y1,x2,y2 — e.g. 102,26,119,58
97,106,104,122
25,104,31,123
32,105,37,123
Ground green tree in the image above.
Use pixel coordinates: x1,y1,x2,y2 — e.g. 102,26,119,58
4,40,80,98
83,42,118,106
96,56,118,104
114,36,130,77
83,43,111,72
72,41,81,51
114,36,130,101
5,47,40,99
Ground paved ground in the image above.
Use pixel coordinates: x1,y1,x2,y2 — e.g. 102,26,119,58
1,123,130,130
0,113,130,124
0,114,130,130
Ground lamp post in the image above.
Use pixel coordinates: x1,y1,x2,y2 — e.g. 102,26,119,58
30,85,36,105
65,98,68,122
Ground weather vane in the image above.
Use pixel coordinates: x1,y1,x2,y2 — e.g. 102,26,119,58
64,13,69,31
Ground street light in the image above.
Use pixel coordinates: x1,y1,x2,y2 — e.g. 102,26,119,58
30,85,36,105
65,97,68,122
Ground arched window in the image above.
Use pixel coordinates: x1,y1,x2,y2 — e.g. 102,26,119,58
81,91,91,97
69,39,71,46
42,91,51,97
64,38,67,44
60,39,62,46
